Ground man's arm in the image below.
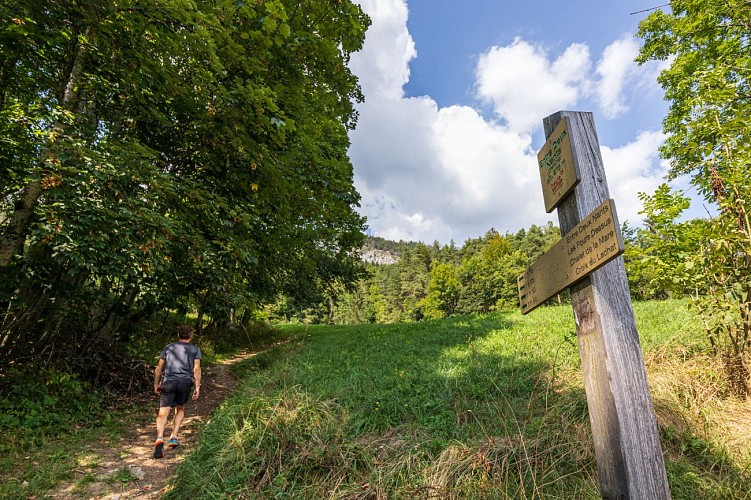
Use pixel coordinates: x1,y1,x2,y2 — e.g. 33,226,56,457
154,359,165,393
192,359,201,400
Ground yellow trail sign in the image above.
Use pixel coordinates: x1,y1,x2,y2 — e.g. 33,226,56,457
518,198,623,314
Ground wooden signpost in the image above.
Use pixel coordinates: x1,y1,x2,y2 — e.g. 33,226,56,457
519,111,671,499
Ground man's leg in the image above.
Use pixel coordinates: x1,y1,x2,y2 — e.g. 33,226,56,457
156,406,171,438
154,406,172,458
168,381,192,446
170,405,185,440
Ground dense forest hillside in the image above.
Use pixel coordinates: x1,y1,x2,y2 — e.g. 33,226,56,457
268,224,562,324
269,210,735,330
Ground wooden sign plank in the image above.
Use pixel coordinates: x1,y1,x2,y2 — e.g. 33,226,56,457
518,198,623,314
541,111,671,499
537,117,580,213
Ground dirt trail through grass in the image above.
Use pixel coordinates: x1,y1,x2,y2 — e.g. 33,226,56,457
49,343,284,499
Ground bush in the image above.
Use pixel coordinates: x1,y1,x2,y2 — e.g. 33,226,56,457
0,366,104,448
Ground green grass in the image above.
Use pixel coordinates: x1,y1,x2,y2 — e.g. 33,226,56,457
3,300,748,498
0,363,134,498
0,425,131,498
168,300,750,499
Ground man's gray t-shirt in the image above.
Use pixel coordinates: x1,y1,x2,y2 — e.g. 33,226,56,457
160,342,201,383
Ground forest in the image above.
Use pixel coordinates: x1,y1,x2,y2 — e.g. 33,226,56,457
271,227,561,324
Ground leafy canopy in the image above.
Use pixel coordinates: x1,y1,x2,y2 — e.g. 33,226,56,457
637,0,751,393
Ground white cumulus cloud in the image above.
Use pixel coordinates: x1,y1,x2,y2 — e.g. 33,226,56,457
594,35,641,119
349,0,415,100
475,39,591,134
601,131,669,224
348,0,670,243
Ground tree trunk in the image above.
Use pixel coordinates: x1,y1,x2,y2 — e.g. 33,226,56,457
0,53,19,113
196,310,204,335
353,291,362,323
0,26,91,269
0,179,43,268
0,287,51,361
229,307,237,329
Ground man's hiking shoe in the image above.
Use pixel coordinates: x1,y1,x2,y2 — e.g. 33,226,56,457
153,438,164,459
167,437,180,448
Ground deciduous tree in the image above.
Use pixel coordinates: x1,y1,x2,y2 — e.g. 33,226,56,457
0,0,370,370
638,0,751,393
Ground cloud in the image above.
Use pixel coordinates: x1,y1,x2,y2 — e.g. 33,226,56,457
475,39,591,134
348,96,544,243
600,130,710,226
358,186,454,242
348,0,415,100
348,0,669,243
601,131,668,224
348,95,441,191
474,34,662,129
594,35,641,119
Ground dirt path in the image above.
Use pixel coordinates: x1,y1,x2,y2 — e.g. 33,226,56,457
49,347,273,499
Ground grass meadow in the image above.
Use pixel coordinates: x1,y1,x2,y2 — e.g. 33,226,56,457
166,300,751,499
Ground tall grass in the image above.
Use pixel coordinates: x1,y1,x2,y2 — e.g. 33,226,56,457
168,300,751,499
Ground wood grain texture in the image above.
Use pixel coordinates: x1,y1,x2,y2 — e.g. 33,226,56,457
543,111,670,499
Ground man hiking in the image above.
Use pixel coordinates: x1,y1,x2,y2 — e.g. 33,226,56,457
153,325,202,459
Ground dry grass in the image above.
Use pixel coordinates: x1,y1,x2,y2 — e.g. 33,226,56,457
645,348,751,462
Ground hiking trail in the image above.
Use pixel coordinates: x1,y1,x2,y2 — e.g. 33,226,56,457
49,343,283,499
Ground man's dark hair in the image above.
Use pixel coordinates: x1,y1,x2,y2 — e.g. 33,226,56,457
177,325,195,340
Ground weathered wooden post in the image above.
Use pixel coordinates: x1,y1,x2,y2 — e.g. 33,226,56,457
518,111,670,499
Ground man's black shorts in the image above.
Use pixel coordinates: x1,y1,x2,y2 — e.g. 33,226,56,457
160,379,193,407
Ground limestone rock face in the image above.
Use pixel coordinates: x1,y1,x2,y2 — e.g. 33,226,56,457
360,249,399,265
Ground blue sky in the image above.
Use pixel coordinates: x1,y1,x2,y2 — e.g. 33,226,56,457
347,1,689,244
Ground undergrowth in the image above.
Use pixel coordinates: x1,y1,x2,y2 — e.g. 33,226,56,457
0,367,104,446
0,315,276,499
